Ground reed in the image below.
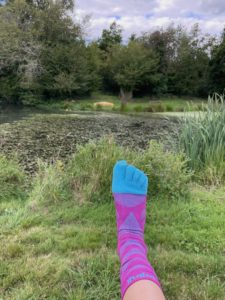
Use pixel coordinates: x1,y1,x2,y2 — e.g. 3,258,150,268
179,93,225,184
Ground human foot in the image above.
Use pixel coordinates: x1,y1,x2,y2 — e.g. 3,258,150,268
112,161,160,298
112,160,148,239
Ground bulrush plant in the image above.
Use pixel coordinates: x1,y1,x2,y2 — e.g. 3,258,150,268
179,93,225,184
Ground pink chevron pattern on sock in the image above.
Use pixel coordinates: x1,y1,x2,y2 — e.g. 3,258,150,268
113,192,161,299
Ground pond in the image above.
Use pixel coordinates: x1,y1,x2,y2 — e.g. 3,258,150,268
0,107,179,173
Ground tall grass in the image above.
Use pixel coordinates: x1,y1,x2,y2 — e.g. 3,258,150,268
67,137,190,203
179,93,225,184
0,154,26,201
27,137,191,205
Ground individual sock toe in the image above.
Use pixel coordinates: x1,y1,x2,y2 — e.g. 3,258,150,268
113,160,127,178
138,174,147,186
133,169,142,183
125,165,136,182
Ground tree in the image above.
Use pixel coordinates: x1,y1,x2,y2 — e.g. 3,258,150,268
107,41,159,103
39,42,95,97
0,0,42,104
0,0,94,105
140,26,177,94
209,29,225,93
167,25,213,96
140,24,214,97
98,22,122,52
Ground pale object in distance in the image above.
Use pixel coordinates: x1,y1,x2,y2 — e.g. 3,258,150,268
93,101,114,108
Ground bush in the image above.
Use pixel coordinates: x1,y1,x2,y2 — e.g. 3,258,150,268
19,93,41,106
67,137,131,203
0,155,26,201
134,141,191,200
67,137,190,202
29,137,191,205
179,93,225,184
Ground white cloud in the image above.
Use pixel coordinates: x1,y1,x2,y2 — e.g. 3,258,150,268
74,0,225,40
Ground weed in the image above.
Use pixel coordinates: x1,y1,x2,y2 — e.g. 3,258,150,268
134,140,191,200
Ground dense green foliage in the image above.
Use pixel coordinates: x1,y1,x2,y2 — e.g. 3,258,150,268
179,94,225,184
0,0,98,105
209,30,225,94
0,139,225,299
0,1,225,105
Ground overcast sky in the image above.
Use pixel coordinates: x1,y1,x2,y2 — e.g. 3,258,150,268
75,0,225,40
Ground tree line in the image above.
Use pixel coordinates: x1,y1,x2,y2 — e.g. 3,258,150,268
0,0,225,105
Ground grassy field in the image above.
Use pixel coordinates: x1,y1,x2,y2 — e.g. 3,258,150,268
38,93,206,114
1,183,225,299
0,139,225,300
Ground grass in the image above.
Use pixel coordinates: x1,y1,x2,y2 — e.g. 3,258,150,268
0,138,225,299
1,186,225,299
179,94,225,184
0,154,27,201
38,92,206,114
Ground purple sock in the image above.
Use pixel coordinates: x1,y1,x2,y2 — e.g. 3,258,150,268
112,162,161,299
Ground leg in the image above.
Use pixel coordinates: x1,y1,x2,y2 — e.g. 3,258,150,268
112,161,166,300
124,280,165,300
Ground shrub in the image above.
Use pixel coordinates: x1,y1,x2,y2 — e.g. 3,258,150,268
19,93,41,106
67,137,132,203
30,138,191,205
134,141,191,200
67,137,190,202
0,154,26,201
179,93,225,184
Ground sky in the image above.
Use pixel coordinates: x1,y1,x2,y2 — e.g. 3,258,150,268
74,0,225,40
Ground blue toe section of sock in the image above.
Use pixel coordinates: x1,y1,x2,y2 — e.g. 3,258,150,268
112,160,148,195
